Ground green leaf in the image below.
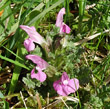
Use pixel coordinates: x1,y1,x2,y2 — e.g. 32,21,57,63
31,46,42,57
0,91,4,98
8,21,19,35
3,100,9,109
0,0,11,11
23,74,35,89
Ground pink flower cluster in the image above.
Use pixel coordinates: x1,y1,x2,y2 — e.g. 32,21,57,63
20,8,79,96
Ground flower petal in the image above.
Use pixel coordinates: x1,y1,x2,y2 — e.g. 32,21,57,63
53,80,67,96
20,25,46,45
67,78,79,93
24,38,35,52
59,78,79,96
53,79,61,91
60,23,71,34
53,73,79,96
31,68,46,82
26,54,49,70
56,8,65,27
61,72,70,82
61,85,72,96
57,85,68,96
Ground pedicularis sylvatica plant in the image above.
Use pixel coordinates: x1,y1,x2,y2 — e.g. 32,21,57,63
20,8,80,97
1,0,110,108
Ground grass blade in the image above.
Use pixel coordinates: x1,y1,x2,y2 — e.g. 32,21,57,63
0,55,29,70
8,46,28,95
78,0,86,33
2,45,24,61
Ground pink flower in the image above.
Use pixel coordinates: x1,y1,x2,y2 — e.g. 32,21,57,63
60,23,71,34
55,8,71,34
24,38,35,52
26,54,49,82
20,25,46,45
53,72,79,96
31,67,47,82
56,8,65,28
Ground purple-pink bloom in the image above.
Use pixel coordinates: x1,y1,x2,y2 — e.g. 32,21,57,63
60,23,71,34
55,8,71,34
31,67,47,82
20,25,46,45
26,54,49,82
53,72,79,96
56,8,65,28
24,38,35,52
